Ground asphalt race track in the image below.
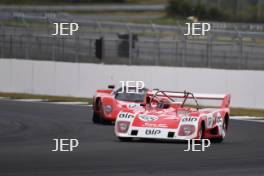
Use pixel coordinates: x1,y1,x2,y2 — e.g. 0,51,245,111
1,100,264,176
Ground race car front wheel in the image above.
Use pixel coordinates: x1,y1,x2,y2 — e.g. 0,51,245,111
92,111,101,124
93,100,110,124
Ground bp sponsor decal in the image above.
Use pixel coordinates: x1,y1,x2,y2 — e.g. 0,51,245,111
118,112,135,119
181,117,197,123
139,115,159,122
145,129,161,135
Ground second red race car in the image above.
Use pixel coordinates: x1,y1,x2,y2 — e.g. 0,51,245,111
92,85,149,124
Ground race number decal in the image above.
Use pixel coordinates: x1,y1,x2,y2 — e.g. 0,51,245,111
128,104,139,108
207,115,213,128
216,112,225,137
139,115,159,122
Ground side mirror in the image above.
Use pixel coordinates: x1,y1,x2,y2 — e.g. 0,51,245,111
140,103,146,107
146,96,151,104
108,85,115,89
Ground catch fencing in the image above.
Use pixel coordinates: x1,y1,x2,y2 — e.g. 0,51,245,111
0,12,264,70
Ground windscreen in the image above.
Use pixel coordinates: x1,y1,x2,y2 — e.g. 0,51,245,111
115,87,147,102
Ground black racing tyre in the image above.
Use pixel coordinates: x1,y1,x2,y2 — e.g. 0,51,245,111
198,124,205,140
118,137,133,142
93,100,111,125
214,119,227,143
100,117,111,125
92,100,105,124
92,111,100,124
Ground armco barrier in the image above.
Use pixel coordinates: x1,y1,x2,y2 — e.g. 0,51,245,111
0,58,264,109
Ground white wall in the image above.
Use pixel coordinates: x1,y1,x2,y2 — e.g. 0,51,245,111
0,58,264,108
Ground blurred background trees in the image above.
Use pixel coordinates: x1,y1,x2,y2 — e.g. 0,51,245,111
166,0,264,22
0,0,127,4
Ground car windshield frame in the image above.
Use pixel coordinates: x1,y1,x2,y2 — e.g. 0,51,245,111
114,87,148,102
149,90,200,110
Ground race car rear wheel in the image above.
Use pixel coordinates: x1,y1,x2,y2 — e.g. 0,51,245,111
214,118,228,143
198,123,205,140
118,137,133,142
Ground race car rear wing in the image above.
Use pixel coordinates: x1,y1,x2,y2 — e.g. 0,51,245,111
147,90,231,108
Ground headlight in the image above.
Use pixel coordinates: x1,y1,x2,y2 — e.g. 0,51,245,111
104,105,112,113
117,121,130,133
179,125,195,136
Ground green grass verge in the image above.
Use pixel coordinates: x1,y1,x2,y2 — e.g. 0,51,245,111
1,92,264,118
230,108,264,118
0,92,92,104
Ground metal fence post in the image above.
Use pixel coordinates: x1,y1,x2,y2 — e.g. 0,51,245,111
75,31,80,62
96,21,104,62
88,39,92,58
22,17,31,60
52,36,56,61
126,23,132,64
0,35,3,58
0,24,4,58
239,36,243,69
151,23,160,65
175,40,178,66
47,17,54,61
235,26,243,69
158,34,161,65
26,34,30,59
207,33,213,68
62,37,65,61
183,37,187,67
177,22,186,67
129,32,133,64
9,35,12,58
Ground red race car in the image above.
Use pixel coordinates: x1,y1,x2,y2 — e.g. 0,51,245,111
92,85,149,124
115,90,231,142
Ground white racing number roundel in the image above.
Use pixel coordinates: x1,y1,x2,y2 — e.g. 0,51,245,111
206,114,213,128
139,115,159,122
216,112,225,137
